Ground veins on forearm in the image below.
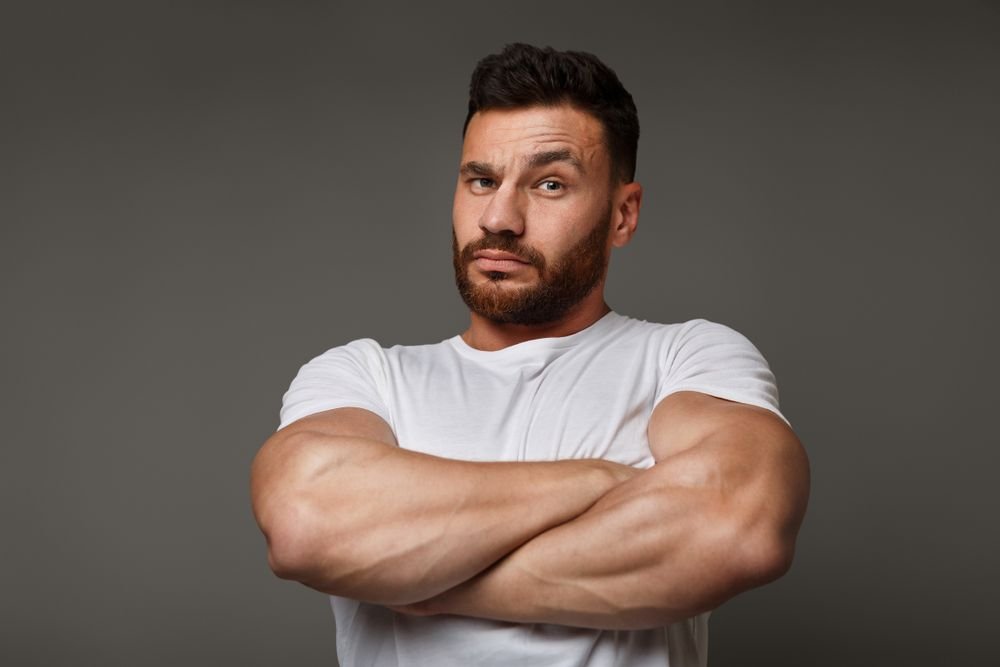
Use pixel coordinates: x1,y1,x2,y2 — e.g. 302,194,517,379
401,454,760,628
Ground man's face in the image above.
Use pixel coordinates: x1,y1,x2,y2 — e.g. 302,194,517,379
452,105,616,325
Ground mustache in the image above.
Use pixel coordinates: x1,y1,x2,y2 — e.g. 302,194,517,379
459,233,546,270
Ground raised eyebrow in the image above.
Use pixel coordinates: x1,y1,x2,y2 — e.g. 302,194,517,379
459,161,501,179
524,149,585,174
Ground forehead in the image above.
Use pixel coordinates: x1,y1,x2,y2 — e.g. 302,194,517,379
462,105,607,170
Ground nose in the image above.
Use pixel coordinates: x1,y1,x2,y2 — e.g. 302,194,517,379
479,183,525,237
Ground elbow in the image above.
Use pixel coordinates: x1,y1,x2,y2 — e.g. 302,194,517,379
259,495,330,582
268,538,306,581
724,499,800,592
250,431,404,600
733,432,809,588
253,479,345,585
714,497,802,595
251,431,351,585
739,531,796,587
261,502,410,604
257,490,377,597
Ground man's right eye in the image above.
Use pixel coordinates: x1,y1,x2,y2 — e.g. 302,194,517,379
471,178,495,190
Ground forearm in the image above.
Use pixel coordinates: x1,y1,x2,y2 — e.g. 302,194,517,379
251,416,635,606
402,428,809,629
400,466,733,628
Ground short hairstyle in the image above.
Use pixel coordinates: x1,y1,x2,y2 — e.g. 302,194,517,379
464,43,640,183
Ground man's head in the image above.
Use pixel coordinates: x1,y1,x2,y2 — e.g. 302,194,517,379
453,44,642,327
464,43,639,185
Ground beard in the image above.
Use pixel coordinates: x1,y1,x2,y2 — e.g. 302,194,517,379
452,211,612,326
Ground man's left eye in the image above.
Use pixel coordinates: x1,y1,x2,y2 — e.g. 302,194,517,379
539,181,563,192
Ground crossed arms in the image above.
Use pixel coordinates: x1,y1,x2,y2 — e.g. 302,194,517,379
250,391,809,630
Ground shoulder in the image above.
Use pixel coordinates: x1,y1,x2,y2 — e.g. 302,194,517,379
279,338,391,431
666,318,762,354
279,337,460,429
638,317,789,426
296,336,463,379
304,337,387,367
608,314,751,352
289,337,393,391
618,316,763,357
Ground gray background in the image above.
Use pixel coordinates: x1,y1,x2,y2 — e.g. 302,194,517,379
3,1,998,665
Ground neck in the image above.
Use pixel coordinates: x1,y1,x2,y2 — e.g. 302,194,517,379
460,292,612,352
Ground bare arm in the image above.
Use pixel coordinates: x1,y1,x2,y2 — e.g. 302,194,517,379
393,391,810,629
250,407,637,606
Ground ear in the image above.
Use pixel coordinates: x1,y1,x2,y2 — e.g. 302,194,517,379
610,182,642,248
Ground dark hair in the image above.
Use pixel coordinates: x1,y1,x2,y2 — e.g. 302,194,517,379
464,43,639,183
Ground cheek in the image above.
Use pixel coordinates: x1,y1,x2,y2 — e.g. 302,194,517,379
452,191,481,234
527,198,598,239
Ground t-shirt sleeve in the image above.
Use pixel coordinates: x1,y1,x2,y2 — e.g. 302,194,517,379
655,319,790,427
278,338,392,431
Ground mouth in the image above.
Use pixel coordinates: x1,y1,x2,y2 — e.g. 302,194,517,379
471,248,532,274
473,249,529,263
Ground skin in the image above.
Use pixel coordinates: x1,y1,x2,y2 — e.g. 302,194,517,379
390,392,810,629
451,106,642,350
250,104,810,629
251,407,637,605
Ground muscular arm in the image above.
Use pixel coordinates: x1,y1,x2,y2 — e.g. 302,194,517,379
394,391,810,629
250,407,636,606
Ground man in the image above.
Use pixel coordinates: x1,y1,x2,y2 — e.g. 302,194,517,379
251,43,809,666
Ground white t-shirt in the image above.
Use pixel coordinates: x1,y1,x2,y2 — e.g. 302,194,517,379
278,312,788,667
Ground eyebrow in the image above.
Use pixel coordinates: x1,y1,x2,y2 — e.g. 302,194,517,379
459,149,585,180
524,149,584,173
459,161,498,178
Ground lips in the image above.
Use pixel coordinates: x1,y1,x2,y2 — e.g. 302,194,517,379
471,249,532,274
473,249,529,263
457,234,545,276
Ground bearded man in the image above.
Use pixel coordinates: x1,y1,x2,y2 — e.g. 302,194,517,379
251,43,810,667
